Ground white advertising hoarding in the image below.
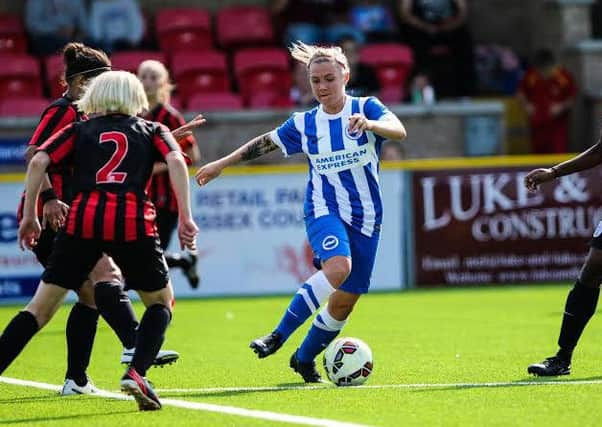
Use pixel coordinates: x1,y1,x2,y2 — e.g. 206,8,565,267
0,170,406,303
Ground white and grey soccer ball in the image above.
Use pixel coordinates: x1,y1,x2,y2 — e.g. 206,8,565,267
323,337,373,386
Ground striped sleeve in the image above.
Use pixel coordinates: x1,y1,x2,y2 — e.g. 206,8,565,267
29,105,77,147
153,123,190,164
270,113,302,157
168,110,196,150
37,123,77,164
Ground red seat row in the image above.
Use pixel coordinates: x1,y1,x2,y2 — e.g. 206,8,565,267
0,6,275,55
0,43,412,114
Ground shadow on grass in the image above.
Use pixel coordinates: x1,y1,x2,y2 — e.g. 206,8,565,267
411,376,602,393
1,410,134,425
160,382,331,399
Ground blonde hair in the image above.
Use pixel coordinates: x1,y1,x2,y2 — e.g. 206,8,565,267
289,41,349,73
137,59,174,105
77,70,149,116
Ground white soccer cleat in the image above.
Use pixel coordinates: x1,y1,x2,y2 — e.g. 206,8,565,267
60,378,99,395
120,348,180,367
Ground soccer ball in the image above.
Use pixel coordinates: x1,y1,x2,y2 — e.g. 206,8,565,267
323,337,373,386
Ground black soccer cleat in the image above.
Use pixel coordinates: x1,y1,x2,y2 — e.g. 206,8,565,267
527,356,571,376
290,350,322,383
250,331,283,358
120,367,161,411
182,252,200,289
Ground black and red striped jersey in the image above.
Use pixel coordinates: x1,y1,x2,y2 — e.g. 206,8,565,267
145,103,196,212
17,96,85,221
37,114,182,242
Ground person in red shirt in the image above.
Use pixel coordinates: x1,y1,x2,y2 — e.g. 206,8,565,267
518,48,577,154
14,70,198,410
138,60,202,288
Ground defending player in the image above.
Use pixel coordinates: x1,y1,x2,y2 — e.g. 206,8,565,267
14,70,197,410
196,42,406,382
525,135,602,376
138,59,201,288
8,43,182,395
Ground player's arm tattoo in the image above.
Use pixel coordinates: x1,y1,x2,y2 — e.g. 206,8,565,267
241,133,278,161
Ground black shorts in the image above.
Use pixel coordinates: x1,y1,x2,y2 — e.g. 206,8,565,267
32,227,57,267
42,232,169,292
156,209,178,250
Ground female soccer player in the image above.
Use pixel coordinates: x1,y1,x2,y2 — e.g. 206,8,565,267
525,141,602,376
196,42,406,382
138,59,202,288
15,70,197,410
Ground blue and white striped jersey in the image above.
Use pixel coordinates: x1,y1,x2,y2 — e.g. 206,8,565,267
270,95,393,237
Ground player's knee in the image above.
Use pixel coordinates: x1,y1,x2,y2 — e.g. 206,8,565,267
322,257,352,287
94,280,125,307
89,257,122,283
77,281,97,309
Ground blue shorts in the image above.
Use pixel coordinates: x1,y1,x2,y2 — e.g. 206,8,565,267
306,215,380,294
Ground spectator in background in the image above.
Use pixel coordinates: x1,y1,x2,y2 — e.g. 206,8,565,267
398,0,475,98
25,0,88,56
339,37,380,97
408,68,435,104
88,0,144,54
290,62,318,108
271,0,364,46
380,140,405,160
350,0,398,42
518,48,577,154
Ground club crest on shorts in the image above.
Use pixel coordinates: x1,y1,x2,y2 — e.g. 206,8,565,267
345,125,363,140
322,235,339,250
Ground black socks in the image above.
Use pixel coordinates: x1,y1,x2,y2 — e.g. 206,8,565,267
0,311,39,375
94,281,138,349
131,304,171,376
557,282,600,361
65,303,99,386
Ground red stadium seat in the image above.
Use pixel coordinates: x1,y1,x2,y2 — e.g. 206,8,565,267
0,14,27,53
156,8,212,53
43,54,64,99
0,53,42,98
216,6,274,50
0,96,48,117
111,51,167,74
233,48,291,107
171,51,229,103
359,43,414,102
187,92,243,112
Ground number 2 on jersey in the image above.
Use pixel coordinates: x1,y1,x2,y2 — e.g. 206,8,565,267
96,131,128,184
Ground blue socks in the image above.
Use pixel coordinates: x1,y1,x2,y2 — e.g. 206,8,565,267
275,271,335,342
297,307,347,362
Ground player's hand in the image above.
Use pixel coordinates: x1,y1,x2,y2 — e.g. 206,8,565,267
348,114,373,134
178,217,198,251
195,161,223,186
42,199,69,231
18,216,41,250
172,114,206,142
524,168,555,192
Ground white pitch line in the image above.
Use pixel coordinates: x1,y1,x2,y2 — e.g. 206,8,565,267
0,376,370,427
155,379,602,394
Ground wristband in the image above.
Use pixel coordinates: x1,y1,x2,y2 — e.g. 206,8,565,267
40,188,58,204
551,166,559,179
